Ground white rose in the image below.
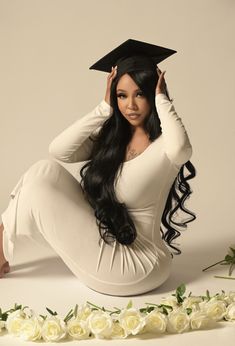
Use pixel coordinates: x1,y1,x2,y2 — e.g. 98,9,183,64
144,309,167,334
213,292,227,301
182,296,203,311
67,317,90,340
190,310,212,330
88,310,113,339
160,296,178,309
224,302,235,321
0,320,5,332
119,308,145,336
198,300,207,310
200,299,227,321
110,320,128,339
19,316,42,341
41,316,67,342
228,291,235,302
76,303,92,321
167,309,190,333
5,310,26,336
224,291,235,305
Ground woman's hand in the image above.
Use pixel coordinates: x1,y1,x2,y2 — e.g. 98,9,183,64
155,67,167,95
104,65,117,106
155,67,173,101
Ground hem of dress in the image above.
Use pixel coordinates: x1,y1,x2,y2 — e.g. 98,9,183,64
1,212,14,262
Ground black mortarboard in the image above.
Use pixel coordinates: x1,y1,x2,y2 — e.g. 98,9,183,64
89,39,176,76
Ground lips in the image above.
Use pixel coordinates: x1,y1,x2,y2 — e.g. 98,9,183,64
128,113,140,119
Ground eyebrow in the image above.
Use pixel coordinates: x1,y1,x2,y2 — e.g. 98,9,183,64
116,88,142,92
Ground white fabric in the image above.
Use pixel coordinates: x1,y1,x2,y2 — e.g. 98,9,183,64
1,93,192,296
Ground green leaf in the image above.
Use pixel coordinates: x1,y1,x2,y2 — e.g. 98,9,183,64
139,306,155,314
145,302,159,307
126,300,133,309
147,306,155,313
177,296,184,304
175,284,186,304
229,247,235,255
46,307,57,316
162,307,168,315
74,304,78,318
113,307,121,312
176,283,186,297
139,308,147,313
0,312,8,321
64,313,73,323
110,308,121,316
225,255,233,262
39,314,47,320
214,275,235,280
158,304,173,310
14,304,22,311
186,308,192,315
63,309,73,323
86,301,101,310
22,306,29,311
229,263,235,276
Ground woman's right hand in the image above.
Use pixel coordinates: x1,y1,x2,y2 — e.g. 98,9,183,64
104,65,117,106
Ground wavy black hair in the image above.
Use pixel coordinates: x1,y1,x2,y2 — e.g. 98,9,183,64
80,68,196,256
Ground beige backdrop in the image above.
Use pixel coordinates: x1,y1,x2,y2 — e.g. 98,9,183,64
1,0,235,250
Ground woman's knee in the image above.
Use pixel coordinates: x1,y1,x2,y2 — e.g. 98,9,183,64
18,159,82,209
23,159,64,186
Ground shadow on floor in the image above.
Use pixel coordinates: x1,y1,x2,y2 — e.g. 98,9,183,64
5,234,232,296
136,235,232,297
6,256,73,278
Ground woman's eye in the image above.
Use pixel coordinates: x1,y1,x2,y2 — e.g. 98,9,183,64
117,94,125,98
117,92,144,98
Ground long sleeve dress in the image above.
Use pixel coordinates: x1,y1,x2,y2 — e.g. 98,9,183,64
1,93,193,296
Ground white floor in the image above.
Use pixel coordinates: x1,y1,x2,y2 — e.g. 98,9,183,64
0,228,235,345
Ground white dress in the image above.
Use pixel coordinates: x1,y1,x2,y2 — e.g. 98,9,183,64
1,93,193,296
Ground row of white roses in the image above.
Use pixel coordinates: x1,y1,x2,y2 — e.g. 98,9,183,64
1,287,235,342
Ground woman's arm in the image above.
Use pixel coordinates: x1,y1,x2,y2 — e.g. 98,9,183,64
155,93,193,168
48,100,113,163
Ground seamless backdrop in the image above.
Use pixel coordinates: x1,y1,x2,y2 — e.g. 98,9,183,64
0,1,235,345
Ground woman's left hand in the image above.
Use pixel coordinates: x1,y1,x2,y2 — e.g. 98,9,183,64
155,67,167,95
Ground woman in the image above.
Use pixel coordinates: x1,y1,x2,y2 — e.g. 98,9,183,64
0,49,196,296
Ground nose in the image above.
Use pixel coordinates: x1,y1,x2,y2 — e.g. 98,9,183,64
127,97,138,110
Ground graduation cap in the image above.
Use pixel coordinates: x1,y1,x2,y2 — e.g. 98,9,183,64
89,38,176,76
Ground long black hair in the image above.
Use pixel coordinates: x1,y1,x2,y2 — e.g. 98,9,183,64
80,68,196,255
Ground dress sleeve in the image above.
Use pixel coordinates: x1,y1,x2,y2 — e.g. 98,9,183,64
155,93,193,168
48,100,113,163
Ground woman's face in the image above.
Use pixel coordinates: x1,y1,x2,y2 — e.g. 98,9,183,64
116,73,151,130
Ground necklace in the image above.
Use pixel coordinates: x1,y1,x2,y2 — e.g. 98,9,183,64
125,136,151,161
126,148,141,161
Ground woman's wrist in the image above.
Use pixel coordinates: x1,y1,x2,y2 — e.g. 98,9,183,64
155,89,166,95
104,98,110,106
